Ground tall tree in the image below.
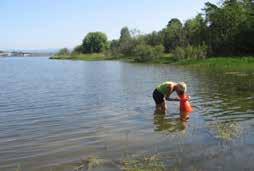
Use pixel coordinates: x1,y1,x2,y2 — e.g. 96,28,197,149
204,1,251,55
118,27,134,56
235,0,254,54
82,32,108,53
144,31,163,47
119,27,131,43
163,18,183,53
183,14,207,46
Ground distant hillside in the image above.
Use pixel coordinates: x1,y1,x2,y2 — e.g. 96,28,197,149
3,48,59,54
0,49,59,57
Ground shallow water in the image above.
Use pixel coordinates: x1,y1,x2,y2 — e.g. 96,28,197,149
0,57,254,171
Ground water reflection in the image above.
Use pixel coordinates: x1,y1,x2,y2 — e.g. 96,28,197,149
1,58,254,170
188,67,254,123
153,113,187,133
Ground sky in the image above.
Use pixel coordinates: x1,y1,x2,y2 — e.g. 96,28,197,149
1,0,219,50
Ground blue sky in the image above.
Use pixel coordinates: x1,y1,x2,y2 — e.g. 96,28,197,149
1,0,218,50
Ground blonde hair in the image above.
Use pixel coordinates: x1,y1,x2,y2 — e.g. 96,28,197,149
177,82,187,92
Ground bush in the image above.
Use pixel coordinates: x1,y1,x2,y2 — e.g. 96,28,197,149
72,45,83,54
154,45,164,58
56,48,70,56
173,44,207,61
133,44,164,62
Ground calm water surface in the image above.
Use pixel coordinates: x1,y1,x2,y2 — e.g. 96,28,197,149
0,57,254,171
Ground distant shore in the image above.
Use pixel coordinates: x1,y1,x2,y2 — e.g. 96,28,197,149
50,53,254,69
50,53,176,63
50,53,113,61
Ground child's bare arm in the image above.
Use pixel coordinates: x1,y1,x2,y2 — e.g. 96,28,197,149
165,97,179,101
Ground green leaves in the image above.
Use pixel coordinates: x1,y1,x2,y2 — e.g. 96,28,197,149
68,0,254,61
204,0,254,55
82,32,108,53
163,19,183,53
133,44,164,62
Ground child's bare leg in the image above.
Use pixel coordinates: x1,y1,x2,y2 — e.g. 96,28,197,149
160,101,167,114
155,104,161,113
155,103,165,114
156,104,160,110
180,112,190,121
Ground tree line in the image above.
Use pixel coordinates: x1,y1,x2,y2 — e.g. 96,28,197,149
57,0,254,62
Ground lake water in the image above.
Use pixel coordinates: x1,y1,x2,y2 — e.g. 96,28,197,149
0,57,254,171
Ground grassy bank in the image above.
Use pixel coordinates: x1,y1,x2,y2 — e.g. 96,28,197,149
147,53,175,64
50,53,115,61
50,53,254,70
50,53,174,63
175,57,254,70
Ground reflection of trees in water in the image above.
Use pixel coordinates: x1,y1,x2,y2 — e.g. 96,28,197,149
153,113,187,133
189,67,254,122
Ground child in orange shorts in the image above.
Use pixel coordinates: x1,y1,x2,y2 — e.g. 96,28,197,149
177,91,193,121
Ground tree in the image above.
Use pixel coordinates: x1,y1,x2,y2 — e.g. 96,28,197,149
72,45,83,54
163,18,183,53
235,0,254,54
118,27,134,56
144,31,163,47
119,27,131,43
82,32,108,53
204,1,251,55
109,39,120,56
183,14,207,46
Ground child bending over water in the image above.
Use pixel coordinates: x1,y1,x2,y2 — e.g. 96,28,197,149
153,81,187,114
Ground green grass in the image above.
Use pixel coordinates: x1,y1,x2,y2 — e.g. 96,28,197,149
149,53,175,64
120,53,175,64
50,53,116,61
50,53,254,71
175,57,254,70
50,53,175,63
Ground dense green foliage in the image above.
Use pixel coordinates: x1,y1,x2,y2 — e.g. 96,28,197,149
106,0,254,60
133,44,164,62
56,0,253,61
173,44,208,61
204,0,254,55
82,32,108,53
72,45,83,54
163,18,183,53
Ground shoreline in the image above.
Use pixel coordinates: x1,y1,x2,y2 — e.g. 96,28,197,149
50,53,254,69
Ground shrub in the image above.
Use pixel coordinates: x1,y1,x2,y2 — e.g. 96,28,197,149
173,46,185,60
154,45,165,58
56,48,70,56
133,44,164,62
173,44,208,61
72,45,83,54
